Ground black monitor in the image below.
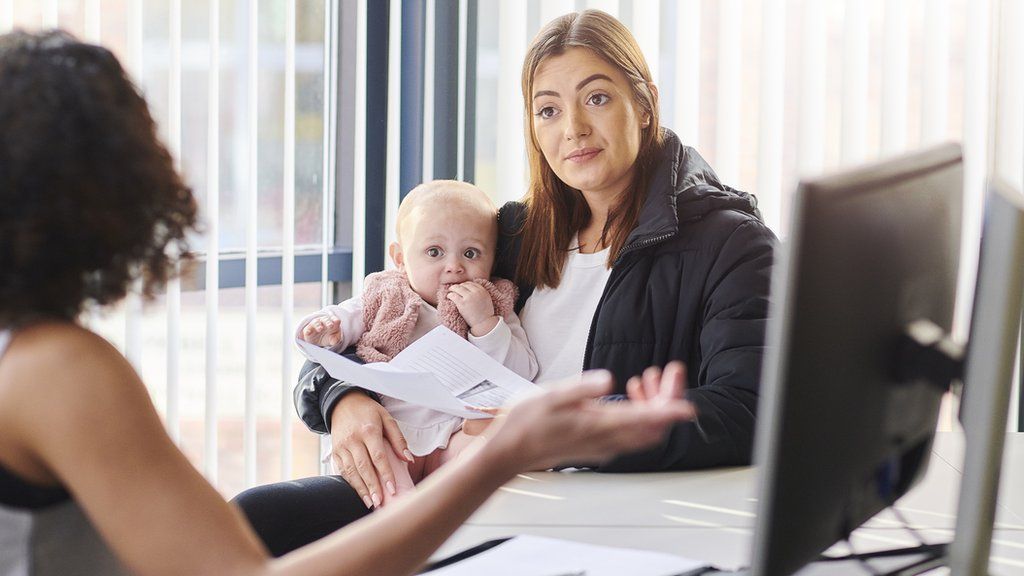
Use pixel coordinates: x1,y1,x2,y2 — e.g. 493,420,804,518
948,180,1024,575
747,143,964,576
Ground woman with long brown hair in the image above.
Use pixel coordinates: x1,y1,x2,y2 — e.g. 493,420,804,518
265,8,774,556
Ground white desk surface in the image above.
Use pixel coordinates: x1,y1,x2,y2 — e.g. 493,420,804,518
433,432,1024,574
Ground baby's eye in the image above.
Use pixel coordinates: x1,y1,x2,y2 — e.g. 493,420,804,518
463,248,480,259
587,93,610,106
535,106,557,120
426,247,443,258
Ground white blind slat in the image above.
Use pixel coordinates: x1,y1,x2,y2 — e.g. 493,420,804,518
921,0,950,145
496,0,528,206
165,0,183,444
124,289,143,368
205,0,221,483
128,0,143,80
841,0,870,165
85,0,100,43
319,0,343,475
715,0,742,185
673,0,701,148
324,1,340,299
42,0,57,28
993,0,1024,190
124,0,144,370
956,0,993,341
631,0,660,85
456,0,468,180
756,0,785,233
383,0,401,260
1,1,13,33
881,0,908,156
423,1,435,182
166,277,181,442
244,1,259,489
797,0,825,177
281,0,297,481
585,0,619,19
540,0,574,27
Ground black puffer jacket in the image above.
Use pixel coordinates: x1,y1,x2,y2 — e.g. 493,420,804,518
294,129,776,471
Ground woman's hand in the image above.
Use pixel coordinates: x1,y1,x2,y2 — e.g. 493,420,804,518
485,367,696,472
462,407,500,436
329,391,414,509
625,361,688,407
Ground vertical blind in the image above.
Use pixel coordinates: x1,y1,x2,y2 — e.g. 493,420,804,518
2,0,1021,495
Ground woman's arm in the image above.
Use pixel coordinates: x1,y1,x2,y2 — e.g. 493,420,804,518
2,323,268,576
273,373,692,576
3,323,693,576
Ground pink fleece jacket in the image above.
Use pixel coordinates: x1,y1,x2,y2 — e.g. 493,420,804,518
355,269,518,363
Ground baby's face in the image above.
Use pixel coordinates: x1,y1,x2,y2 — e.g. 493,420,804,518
394,203,497,306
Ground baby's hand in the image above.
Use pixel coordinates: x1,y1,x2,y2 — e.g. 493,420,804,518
300,314,343,348
446,281,499,336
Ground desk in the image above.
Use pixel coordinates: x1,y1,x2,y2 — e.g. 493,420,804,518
433,432,1024,574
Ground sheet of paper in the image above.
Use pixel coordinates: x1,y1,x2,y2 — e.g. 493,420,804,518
426,535,708,576
296,339,485,419
391,326,539,404
296,328,541,417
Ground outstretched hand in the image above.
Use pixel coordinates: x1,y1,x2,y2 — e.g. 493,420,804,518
483,367,696,472
625,361,688,406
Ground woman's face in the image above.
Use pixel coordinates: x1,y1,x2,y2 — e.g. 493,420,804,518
531,47,649,201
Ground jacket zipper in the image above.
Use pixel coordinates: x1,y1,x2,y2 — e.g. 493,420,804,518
581,231,676,370
613,231,676,266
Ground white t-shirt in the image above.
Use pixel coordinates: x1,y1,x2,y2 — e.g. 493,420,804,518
520,245,612,386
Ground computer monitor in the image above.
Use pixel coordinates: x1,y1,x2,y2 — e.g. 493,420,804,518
948,181,1024,575
748,143,964,576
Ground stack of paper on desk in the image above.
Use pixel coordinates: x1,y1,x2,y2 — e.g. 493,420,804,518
297,326,541,419
425,535,709,575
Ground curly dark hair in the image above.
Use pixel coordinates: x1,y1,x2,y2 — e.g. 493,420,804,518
0,30,197,327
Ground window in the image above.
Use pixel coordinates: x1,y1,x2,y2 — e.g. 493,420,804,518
4,0,1020,497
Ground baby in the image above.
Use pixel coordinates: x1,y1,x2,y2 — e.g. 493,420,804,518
296,180,538,503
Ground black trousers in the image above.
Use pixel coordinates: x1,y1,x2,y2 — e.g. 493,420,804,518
231,475,372,557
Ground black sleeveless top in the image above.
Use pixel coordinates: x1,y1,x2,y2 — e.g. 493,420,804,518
0,463,70,510
0,327,70,511
0,328,131,575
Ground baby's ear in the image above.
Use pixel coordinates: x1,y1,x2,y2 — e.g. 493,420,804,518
388,242,404,270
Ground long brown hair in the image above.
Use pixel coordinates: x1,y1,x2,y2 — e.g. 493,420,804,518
516,10,663,289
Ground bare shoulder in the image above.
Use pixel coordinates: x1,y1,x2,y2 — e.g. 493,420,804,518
4,321,127,377
5,320,112,355
0,322,150,484
0,321,145,426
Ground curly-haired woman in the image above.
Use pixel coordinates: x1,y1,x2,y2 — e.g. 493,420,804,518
0,30,694,576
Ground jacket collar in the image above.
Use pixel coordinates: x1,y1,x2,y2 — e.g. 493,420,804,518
622,129,762,253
